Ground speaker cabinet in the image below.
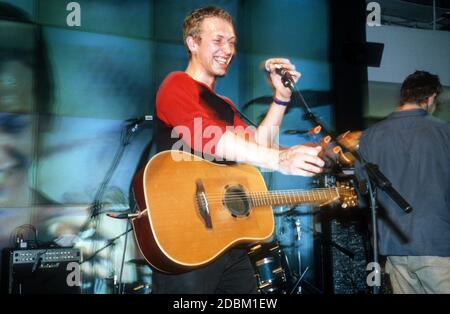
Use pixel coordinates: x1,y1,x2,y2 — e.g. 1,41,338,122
1,247,82,294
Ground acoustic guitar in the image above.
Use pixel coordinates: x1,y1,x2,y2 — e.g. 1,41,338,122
131,150,357,273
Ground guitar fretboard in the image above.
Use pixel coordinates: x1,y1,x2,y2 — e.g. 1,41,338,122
249,188,339,207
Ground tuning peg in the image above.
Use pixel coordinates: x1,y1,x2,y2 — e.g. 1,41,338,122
332,146,342,154
321,135,332,144
309,125,322,135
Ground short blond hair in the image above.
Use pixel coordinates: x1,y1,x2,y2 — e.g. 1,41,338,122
183,6,235,56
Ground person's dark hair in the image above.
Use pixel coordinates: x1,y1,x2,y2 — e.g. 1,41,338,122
0,2,54,118
183,6,234,57
400,70,442,105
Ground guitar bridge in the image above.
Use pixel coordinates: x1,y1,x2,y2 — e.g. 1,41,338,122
195,179,213,229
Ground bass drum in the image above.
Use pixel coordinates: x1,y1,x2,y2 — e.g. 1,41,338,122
248,242,291,294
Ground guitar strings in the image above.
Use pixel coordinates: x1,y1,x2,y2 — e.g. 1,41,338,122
200,187,341,197
201,188,348,201
202,196,353,205
201,188,350,202
202,196,354,206
202,196,341,206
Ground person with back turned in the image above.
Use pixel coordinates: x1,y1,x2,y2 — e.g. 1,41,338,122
356,70,450,294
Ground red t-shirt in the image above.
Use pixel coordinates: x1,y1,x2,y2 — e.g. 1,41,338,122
156,72,250,155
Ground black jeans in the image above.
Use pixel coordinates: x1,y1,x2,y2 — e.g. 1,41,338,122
151,248,258,294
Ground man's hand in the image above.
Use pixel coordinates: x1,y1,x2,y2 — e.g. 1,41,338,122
277,145,324,176
264,58,301,101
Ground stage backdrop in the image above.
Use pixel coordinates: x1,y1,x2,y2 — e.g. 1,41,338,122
0,0,333,293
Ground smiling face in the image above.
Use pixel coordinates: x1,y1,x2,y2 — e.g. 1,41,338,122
0,114,32,206
188,17,236,80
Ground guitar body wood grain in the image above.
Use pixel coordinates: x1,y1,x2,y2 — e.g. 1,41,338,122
133,150,274,273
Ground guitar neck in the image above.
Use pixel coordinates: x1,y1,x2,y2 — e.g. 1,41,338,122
249,188,339,207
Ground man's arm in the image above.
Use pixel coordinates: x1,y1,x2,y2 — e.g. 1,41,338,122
216,58,324,176
253,104,287,148
215,130,324,177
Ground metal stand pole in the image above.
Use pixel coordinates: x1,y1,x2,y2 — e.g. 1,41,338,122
295,218,302,293
367,179,380,294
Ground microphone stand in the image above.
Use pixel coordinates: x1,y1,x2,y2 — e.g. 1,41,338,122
81,227,133,265
78,117,150,293
79,119,144,231
283,79,413,294
366,176,380,294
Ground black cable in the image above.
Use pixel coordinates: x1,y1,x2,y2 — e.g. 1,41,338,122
91,125,128,217
79,120,139,232
9,224,39,248
118,218,131,294
233,107,258,128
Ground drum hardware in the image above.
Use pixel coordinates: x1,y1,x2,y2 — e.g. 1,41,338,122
273,205,297,216
254,257,286,293
294,218,302,281
290,266,309,294
248,242,290,294
289,266,323,294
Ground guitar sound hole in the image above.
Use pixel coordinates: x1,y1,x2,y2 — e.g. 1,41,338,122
223,185,250,218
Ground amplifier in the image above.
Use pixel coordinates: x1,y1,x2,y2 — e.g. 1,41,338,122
1,247,82,294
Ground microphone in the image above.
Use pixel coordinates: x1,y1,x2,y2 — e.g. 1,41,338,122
126,115,153,124
107,212,142,219
275,67,295,89
284,125,322,135
263,61,296,89
126,115,153,132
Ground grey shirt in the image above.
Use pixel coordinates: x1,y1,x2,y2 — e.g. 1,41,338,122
356,109,450,256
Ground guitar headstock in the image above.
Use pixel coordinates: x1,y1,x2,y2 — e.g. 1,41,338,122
336,181,358,208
